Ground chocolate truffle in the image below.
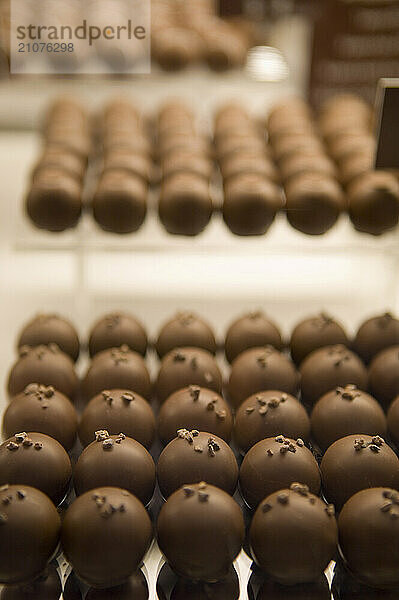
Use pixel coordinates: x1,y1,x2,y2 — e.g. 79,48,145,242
156,312,216,358
3,384,78,451
256,576,331,600
311,385,386,452
369,346,399,408
0,565,61,600
79,389,155,449
223,175,283,236
250,484,337,585
0,485,60,585
347,171,399,235
82,346,151,403
353,313,399,364
339,150,373,187
321,434,399,510
217,135,266,162
300,345,368,407
338,488,399,588
74,431,155,506
7,344,79,401
156,347,222,404
158,134,210,159
240,436,320,509
272,133,324,164
0,432,72,505
290,313,349,366
86,571,148,600
88,313,147,358
102,152,152,184
221,156,279,184
331,566,399,600
228,346,299,409
17,314,80,362
159,173,212,236
61,487,152,588
158,386,232,445
234,391,310,454
170,567,239,600
157,483,244,582
157,429,238,498
285,173,345,235
162,152,213,181
32,146,86,183
225,312,283,364
280,153,337,184
387,395,399,447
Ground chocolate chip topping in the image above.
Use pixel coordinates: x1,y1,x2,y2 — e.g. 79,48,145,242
354,435,384,453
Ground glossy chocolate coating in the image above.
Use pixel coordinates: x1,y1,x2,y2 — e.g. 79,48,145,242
88,313,148,358
158,386,232,445
86,570,149,600
228,346,299,409
7,344,79,401
0,484,60,585
240,436,320,509
3,384,78,451
250,484,337,585
300,345,368,407
156,347,222,404
369,346,399,409
354,313,399,364
17,314,80,362
74,432,155,506
79,389,155,449
61,487,152,588
338,488,399,589
157,483,244,582
0,565,61,600
225,312,283,364
82,346,151,403
234,391,310,454
387,395,399,447
290,313,349,366
156,312,216,358
157,430,238,498
321,434,399,510
311,385,386,452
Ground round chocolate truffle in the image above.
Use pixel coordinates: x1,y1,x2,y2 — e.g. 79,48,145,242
228,346,299,410
0,565,61,600
3,384,78,450
311,385,386,452
79,389,155,449
102,152,152,184
221,156,279,184
156,347,222,404
74,431,155,506
369,346,399,408
290,313,349,366
162,152,213,181
7,344,79,401
82,346,151,403
157,482,244,582
250,483,337,585
234,391,310,454
347,171,399,235
32,146,86,184
300,345,368,407
88,313,147,358
240,436,320,509
158,386,233,445
0,432,72,505
170,567,239,600
338,487,399,588
155,312,216,358
321,434,399,510
387,395,399,447
61,487,152,588
157,429,238,498
17,314,80,362
280,153,337,184
86,571,148,600
0,485,60,586
354,313,399,364
256,575,331,600
225,312,283,364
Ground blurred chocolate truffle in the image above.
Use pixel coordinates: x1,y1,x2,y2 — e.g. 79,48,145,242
158,386,232,445
79,389,155,449
353,313,399,364
157,429,238,498
280,153,336,184
387,395,399,447
170,566,239,600
156,312,216,358
0,485,60,585
250,483,337,585
221,156,279,184
256,575,331,600
321,434,399,510
82,345,151,403
156,347,222,404
88,313,147,358
300,345,368,406
86,571,149,600
234,391,310,454
3,384,78,451
162,152,213,181
228,346,299,409
290,313,349,366
225,312,283,364
0,564,61,600
157,483,244,582
311,385,386,452
17,314,80,362
102,151,152,184
369,346,399,408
